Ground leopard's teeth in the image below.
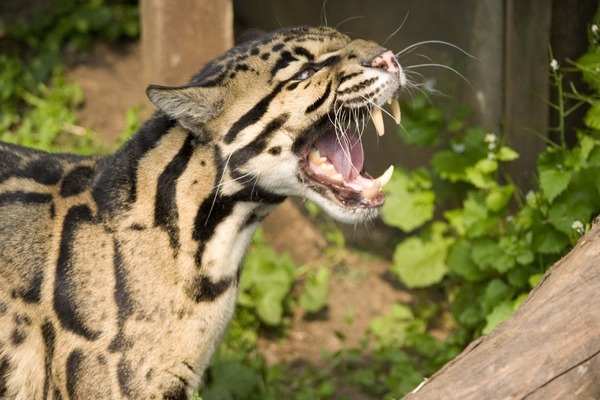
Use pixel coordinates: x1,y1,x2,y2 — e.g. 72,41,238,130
362,180,381,200
371,107,385,137
378,165,394,188
390,98,401,125
309,149,323,165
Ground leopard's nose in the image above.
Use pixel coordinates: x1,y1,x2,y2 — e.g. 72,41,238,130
371,50,400,74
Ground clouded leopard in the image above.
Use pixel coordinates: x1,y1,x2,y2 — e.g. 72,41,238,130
0,26,405,399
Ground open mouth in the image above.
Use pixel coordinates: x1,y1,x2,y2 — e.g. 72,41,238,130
299,98,401,209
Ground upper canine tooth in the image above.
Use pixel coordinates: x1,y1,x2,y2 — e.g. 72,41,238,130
378,165,394,188
390,98,401,125
371,107,385,137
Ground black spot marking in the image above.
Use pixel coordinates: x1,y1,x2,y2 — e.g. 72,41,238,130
347,54,357,60
260,53,270,60
155,134,195,254
11,329,26,345
272,43,284,52
186,275,235,303
293,46,315,61
60,166,94,197
66,350,84,400
13,269,43,303
0,191,52,206
224,82,286,144
128,223,146,231
42,321,56,399
287,81,300,91
235,64,250,72
306,81,332,113
0,356,10,396
268,146,282,155
250,48,260,56
200,160,206,166
270,50,298,78
229,72,236,79
54,205,101,340
21,158,64,185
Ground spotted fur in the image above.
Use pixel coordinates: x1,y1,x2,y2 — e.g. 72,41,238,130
0,26,404,399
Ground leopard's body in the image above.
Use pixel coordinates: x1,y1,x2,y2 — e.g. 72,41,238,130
0,26,404,399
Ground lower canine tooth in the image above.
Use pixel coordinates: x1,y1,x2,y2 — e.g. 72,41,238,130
371,107,385,137
362,181,381,200
378,165,394,188
390,98,401,124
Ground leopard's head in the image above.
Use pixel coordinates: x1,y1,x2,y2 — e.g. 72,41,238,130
147,26,405,223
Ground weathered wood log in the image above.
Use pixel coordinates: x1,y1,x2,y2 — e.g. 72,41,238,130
404,219,600,400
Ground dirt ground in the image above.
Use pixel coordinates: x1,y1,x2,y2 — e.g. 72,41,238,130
68,40,410,375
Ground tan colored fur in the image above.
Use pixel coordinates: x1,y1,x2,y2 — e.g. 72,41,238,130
0,26,403,399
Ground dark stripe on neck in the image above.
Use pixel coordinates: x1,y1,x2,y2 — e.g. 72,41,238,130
41,321,56,399
92,113,175,217
54,205,101,341
306,81,332,113
109,239,134,352
154,133,195,254
224,82,286,144
229,113,289,178
66,349,84,399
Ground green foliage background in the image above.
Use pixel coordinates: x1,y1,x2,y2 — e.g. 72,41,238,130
2,1,600,399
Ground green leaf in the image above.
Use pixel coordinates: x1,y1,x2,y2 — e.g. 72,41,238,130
298,268,330,313
496,146,519,161
446,239,487,282
461,192,500,238
485,185,515,212
482,301,514,335
482,279,513,314
391,225,452,288
539,168,571,203
470,238,515,273
382,168,435,232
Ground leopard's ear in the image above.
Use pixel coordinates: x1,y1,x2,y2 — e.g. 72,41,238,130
146,84,225,140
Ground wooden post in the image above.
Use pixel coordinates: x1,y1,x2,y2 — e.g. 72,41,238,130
140,0,233,87
504,0,552,189
403,218,600,399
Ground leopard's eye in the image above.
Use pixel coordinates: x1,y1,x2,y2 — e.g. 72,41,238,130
292,66,318,81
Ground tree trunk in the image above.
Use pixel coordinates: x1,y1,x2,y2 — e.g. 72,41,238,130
140,0,233,86
404,219,600,400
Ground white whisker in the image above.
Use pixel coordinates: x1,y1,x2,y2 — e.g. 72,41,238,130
382,12,410,46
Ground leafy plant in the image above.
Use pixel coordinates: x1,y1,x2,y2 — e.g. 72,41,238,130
382,15,600,359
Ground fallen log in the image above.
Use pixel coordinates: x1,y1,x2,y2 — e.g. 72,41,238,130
403,219,600,400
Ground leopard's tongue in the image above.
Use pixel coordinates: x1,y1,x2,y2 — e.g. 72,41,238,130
308,129,394,200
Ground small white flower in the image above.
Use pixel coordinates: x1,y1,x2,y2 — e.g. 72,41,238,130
487,152,495,160
484,133,497,144
550,59,559,71
592,24,599,34
506,215,514,223
525,191,536,203
571,220,585,235
487,142,497,151
452,143,466,154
